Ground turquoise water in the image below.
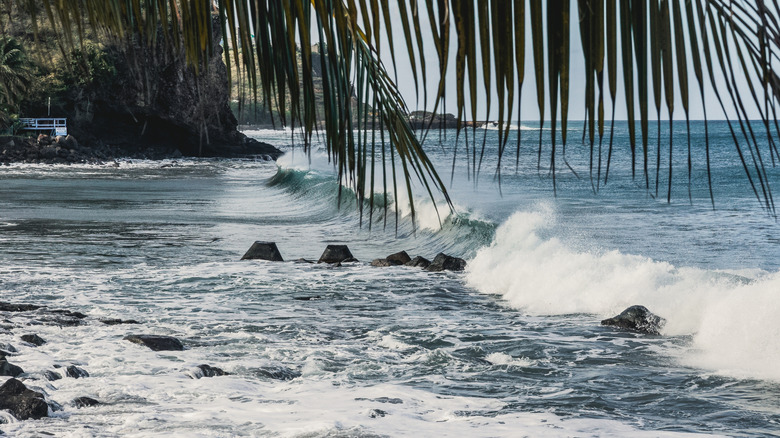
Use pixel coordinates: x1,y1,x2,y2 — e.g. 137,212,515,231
1,122,779,437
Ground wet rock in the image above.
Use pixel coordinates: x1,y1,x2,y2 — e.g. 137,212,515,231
99,318,140,325
44,370,62,381
241,241,284,261
425,253,467,272
124,334,184,351
293,296,321,301
256,366,301,381
386,251,412,265
21,334,46,346
0,358,24,377
318,245,354,264
371,259,394,267
72,397,100,408
0,378,48,420
601,305,666,335
37,134,53,146
368,408,387,418
0,302,42,312
0,343,17,353
50,309,87,319
65,365,89,378
294,258,315,264
405,256,431,269
187,364,229,379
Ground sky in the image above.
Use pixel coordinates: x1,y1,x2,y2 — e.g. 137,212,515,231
369,2,762,122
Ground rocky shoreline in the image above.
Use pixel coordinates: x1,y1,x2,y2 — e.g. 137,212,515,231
0,133,284,166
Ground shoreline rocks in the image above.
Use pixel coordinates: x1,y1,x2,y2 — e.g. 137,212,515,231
241,241,284,261
0,378,49,420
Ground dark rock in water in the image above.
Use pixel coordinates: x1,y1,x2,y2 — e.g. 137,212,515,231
368,408,387,418
124,335,184,351
386,251,412,265
241,241,284,261
0,302,42,312
0,378,48,420
293,296,321,301
256,366,301,381
188,364,229,379
44,370,62,381
0,343,17,353
65,365,89,378
372,251,411,267
425,253,467,272
405,256,431,269
21,334,46,346
50,309,87,319
0,358,24,377
318,245,354,264
72,397,101,408
100,318,140,325
294,258,315,264
601,305,666,335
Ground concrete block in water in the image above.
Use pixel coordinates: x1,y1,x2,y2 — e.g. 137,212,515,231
241,241,284,261
318,245,354,264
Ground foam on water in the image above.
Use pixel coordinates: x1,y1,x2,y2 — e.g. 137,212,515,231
466,208,780,382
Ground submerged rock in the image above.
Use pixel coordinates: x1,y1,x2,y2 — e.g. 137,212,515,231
100,318,140,325
0,378,48,420
601,305,666,335
187,364,229,379
255,366,301,381
44,370,62,381
293,296,321,301
72,396,101,408
0,358,24,377
65,365,89,378
0,302,42,312
241,241,284,261
405,256,431,269
318,245,354,264
21,334,46,347
425,253,467,272
370,259,394,267
124,334,184,351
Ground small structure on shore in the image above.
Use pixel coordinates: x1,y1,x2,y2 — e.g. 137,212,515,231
17,118,67,137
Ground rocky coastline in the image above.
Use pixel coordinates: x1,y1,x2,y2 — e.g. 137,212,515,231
0,132,283,166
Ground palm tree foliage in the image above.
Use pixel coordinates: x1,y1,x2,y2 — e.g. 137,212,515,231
31,0,780,220
0,35,32,125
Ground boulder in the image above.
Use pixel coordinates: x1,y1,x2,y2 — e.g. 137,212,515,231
372,251,411,267
386,251,411,265
37,134,53,145
425,253,467,272
124,335,184,351
64,135,79,149
21,334,46,346
0,358,24,377
65,365,89,378
241,241,284,261
0,378,49,420
317,245,354,264
405,256,431,269
72,396,101,408
601,305,666,335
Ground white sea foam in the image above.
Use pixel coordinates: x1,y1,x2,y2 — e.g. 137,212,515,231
466,209,780,382
484,352,536,368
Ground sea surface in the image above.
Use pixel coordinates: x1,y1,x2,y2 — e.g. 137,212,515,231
1,121,779,437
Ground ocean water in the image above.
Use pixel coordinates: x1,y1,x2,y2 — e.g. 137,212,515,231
1,121,779,437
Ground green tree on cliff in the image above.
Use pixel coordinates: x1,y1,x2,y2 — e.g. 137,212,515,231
0,36,32,130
